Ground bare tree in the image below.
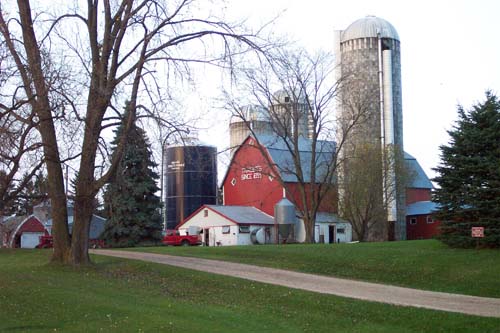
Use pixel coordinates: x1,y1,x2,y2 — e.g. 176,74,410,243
0,0,270,264
338,143,410,241
225,48,368,243
0,28,45,217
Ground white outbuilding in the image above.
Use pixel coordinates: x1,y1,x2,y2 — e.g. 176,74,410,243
177,205,276,246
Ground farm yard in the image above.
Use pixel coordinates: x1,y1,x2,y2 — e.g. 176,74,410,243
134,240,500,298
1,240,499,332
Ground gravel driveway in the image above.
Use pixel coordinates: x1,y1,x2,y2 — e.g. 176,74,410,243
91,249,500,318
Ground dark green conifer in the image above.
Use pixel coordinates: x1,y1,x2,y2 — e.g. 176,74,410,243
102,109,162,247
433,92,500,248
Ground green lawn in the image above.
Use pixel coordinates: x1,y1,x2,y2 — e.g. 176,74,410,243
133,240,500,298
0,249,499,332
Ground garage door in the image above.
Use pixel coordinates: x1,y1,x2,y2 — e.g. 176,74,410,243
21,232,44,248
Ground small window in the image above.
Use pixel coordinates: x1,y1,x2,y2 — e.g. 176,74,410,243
337,228,345,234
410,218,417,225
204,209,208,217
222,226,230,234
239,226,250,233
284,96,290,103
426,216,434,224
231,178,236,186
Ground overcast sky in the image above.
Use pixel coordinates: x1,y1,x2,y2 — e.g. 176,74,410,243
195,0,500,181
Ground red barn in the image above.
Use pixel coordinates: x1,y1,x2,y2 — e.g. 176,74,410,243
404,153,440,240
222,135,337,217
0,215,49,248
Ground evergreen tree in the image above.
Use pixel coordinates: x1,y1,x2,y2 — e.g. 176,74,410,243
433,92,500,248
3,172,49,216
102,114,163,247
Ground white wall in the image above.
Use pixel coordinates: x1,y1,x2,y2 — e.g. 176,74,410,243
314,222,352,243
178,208,274,246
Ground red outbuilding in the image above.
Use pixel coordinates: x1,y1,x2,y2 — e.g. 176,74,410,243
404,152,440,240
0,215,49,248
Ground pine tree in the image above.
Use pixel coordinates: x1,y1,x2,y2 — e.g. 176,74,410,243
5,172,48,216
102,114,163,247
433,92,500,248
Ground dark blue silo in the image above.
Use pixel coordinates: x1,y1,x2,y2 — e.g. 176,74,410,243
164,142,217,230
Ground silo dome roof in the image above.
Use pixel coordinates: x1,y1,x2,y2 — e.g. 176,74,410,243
341,16,399,42
230,104,269,124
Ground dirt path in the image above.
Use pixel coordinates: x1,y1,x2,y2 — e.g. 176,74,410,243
90,249,500,318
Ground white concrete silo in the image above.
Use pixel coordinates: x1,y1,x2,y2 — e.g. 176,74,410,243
335,16,406,240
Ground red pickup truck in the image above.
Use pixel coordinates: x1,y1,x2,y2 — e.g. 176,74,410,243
162,230,201,246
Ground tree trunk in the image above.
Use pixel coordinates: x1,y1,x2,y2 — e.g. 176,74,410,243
17,0,71,262
70,194,93,264
69,94,105,264
303,216,315,243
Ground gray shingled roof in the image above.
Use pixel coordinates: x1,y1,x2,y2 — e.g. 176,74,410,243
46,213,106,240
254,134,336,183
0,216,27,233
206,205,274,225
405,152,433,189
406,201,439,216
314,212,349,224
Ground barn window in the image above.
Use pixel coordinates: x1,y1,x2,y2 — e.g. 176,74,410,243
410,218,417,225
204,209,208,217
222,226,230,234
337,228,345,234
231,178,236,186
426,216,434,224
239,226,250,233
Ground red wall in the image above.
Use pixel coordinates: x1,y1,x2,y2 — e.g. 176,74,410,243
223,137,337,216
406,215,441,240
18,216,47,234
286,183,337,213
406,188,431,205
223,138,284,216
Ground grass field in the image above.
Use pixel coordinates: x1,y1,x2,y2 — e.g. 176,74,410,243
0,249,499,332
133,240,500,298
0,250,500,332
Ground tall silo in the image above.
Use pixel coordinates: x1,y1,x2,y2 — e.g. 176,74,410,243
335,16,405,240
270,90,312,139
164,138,217,230
229,105,273,155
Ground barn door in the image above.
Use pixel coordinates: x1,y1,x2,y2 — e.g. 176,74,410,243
328,225,336,244
204,228,210,246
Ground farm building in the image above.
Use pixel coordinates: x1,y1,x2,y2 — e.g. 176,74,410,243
0,215,49,248
222,134,337,217
406,201,440,240
34,201,106,242
405,153,440,240
177,205,275,246
314,213,353,244
221,134,352,244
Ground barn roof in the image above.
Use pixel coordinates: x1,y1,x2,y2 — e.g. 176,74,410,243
189,205,275,226
0,215,47,247
46,212,106,240
0,216,26,233
404,152,433,189
223,134,431,190
406,201,439,216
248,134,336,183
314,212,350,224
